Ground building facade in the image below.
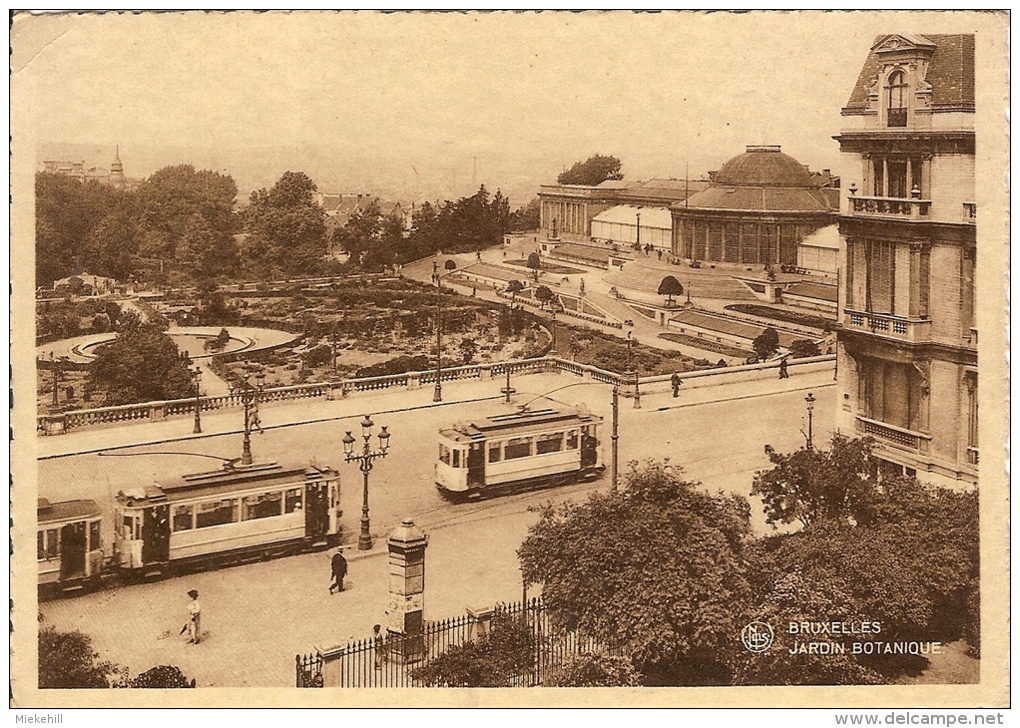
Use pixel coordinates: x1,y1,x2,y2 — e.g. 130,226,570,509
834,34,976,487
42,146,139,190
537,178,708,244
671,145,839,267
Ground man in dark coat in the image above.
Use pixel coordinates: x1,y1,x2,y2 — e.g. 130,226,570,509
330,547,348,594
778,357,790,379
670,372,683,398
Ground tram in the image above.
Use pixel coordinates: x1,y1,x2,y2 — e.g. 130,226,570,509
114,461,341,578
38,498,104,597
435,406,604,499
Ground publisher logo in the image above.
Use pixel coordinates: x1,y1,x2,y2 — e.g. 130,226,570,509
741,621,775,653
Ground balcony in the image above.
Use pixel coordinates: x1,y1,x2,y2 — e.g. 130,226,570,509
856,416,931,454
887,108,908,128
963,202,977,223
843,309,931,343
967,447,979,466
849,196,931,220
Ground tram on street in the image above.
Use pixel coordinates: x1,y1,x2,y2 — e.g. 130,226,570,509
114,461,341,578
435,405,604,499
38,497,104,598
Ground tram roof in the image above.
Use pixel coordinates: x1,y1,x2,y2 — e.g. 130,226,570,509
116,461,338,506
38,498,101,525
440,407,602,442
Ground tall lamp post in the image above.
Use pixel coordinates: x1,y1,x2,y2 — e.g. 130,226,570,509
236,369,266,465
611,385,620,491
192,366,203,434
434,259,457,402
342,415,391,551
626,331,640,409
804,392,816,450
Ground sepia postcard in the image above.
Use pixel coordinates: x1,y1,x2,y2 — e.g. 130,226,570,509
9,10,1009,710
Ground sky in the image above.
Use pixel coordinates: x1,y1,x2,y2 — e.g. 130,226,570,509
12,10,994,206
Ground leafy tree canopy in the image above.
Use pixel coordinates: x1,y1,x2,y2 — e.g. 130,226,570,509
411,611,535,687
39,625,118,688
86,313,195,405
243,171,328,277
752,327,780,360
657,276,684,305
557,154,624,186
752,434,880,529
544,651,642,687
518,461,754,684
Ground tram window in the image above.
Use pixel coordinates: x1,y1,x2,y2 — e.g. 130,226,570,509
45,529,59,558
196,499,237,528
243,492,283,520
504,436,532,460
285,488,303,513
536,432,564,454
488,441,502,463
439,444,451,465
37,531,45,560
173,505,194,532
89,521,101,550
452,449,460,468
566,430,579,449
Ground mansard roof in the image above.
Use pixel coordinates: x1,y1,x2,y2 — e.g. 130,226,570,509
843,34,975,114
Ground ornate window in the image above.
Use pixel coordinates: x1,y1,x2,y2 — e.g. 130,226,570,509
886,70,909,127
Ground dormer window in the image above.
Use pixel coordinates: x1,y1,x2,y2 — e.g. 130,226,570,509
886,70,909,127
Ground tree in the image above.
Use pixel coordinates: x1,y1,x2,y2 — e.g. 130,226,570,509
411,610,535,687
736,476,978,685
509,197,541,231
534,285,554,309
458,337,477,364
38,625,118,688
544,651,642,687
86,319,196,405
130,665,196,688
243,171,327,276
557,154,624,186
527,252,541,281
657,275,684,307
136,164,238,279
751,434,881,529
506,278,524,304
519,461,754,685
789,339,821,358
752,327,780,360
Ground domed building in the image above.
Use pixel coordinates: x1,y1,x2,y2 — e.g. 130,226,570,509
671,145,839,267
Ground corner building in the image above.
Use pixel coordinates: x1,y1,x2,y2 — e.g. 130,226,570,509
835,34,976,486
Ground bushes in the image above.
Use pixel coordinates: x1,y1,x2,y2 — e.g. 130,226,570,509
356,354,431,378
130,665,195,688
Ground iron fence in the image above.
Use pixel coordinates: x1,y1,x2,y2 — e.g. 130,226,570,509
296,598,621,688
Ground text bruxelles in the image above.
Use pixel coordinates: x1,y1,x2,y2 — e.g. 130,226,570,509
789,621,881,635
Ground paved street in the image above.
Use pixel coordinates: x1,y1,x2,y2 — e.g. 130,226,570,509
37,369,836,687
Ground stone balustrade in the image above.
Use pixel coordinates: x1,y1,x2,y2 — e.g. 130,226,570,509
36,354,835,435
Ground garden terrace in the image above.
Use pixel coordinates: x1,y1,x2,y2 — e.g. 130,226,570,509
723,303,834,330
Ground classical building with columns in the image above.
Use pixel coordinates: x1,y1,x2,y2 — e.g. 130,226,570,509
670,145,839,267
834,33,976,487
537,178,709,245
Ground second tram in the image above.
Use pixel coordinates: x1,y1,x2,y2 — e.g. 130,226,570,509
436,406,604,498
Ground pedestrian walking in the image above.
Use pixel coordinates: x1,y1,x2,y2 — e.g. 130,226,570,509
184,589,201,644
778,357,789,379
330,546,348,593
670,372,683,398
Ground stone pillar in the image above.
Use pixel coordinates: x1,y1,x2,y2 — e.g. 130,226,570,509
407,373,421,390
479,365,492,381
384,518,429,661
150,403,166,421
467,606,494,641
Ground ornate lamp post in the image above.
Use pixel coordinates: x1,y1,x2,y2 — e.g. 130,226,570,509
192,366,203,434
236,369,266,465
433,261,443,402
342,415,391,551
626,331,640,409
550,310,558,354
804,392,816,450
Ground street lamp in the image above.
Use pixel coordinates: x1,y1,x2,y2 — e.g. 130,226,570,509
342,415,391,551
192,366,203,434
804,392,816,450
236,369,266,465
626,331,640,409
433,259,457,403
550,310,558,354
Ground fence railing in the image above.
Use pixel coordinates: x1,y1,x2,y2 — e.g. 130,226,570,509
37,353,835,435
297,598,620,688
